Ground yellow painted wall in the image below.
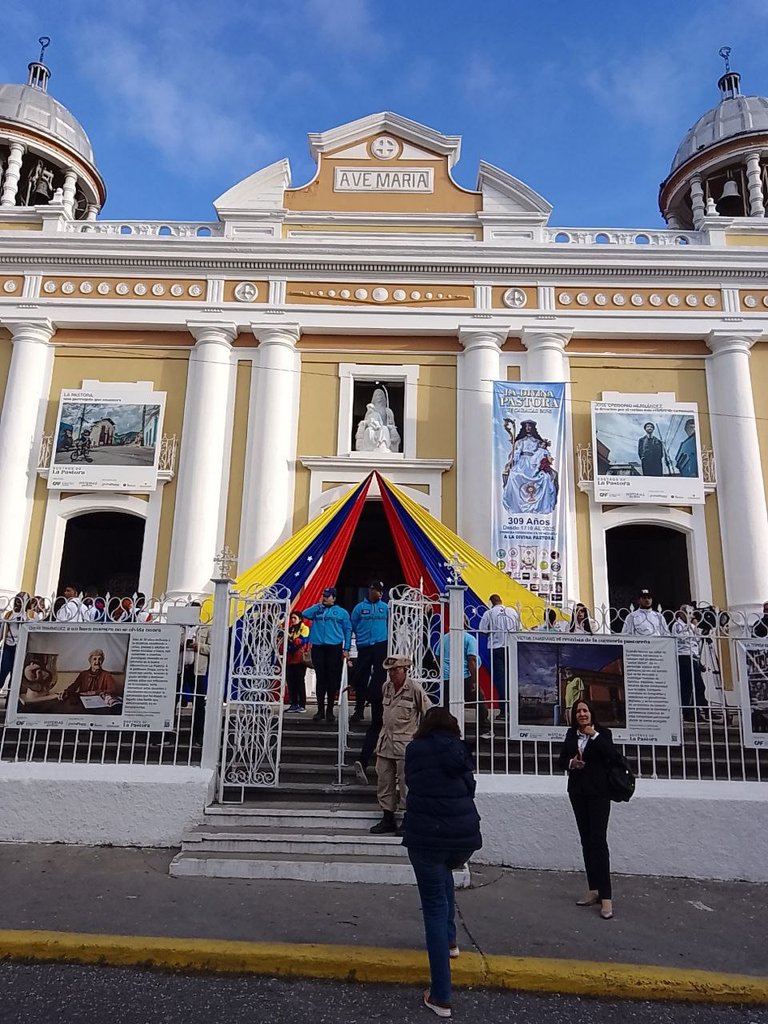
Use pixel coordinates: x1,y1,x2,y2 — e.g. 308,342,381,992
224,359,252,555
22,343,190,596
569,355,726,610
293,351,458,531
0,329,11,410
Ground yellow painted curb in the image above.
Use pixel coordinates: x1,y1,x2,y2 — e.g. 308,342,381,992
0,930,765,1005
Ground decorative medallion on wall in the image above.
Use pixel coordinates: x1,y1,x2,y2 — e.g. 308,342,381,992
555,288,721,311
502,287,528,309
286,284,473,306
234,282,260,302
370,136,401,160
38,277,207,300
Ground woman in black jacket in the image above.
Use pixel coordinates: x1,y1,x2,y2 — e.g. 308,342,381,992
556,698,615,920
402,707,482,1019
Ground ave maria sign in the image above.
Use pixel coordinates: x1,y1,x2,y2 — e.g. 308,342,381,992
334,167,434,193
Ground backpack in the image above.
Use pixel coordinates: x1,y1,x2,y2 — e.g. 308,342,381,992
607,753,636,802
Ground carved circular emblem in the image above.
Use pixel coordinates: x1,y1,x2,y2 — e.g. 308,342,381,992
685,294,699,307
79,281,93,294
558,292,572,305
188,284,203,297
116,282,129,295
502,287,528,309
354,288,369,300
370,136,400,160
649,293,663,306
667,294,680,306
392,289,407,302
97,282,110,294
576,292,589,305
372,287,389,302
152,283,166,296
703,294,717,307
3,280,17,293
630,293,644,306
234,282,259,302
763,296,768,308
743,295,757,308
612,293,626,306
594,293,608,306
43,281,56,293
134,283,148,295
170,284,184,296
61,281,75,294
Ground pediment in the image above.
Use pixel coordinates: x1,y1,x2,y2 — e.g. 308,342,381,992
308,112,462,166
213,159,291,215
477,162,552,218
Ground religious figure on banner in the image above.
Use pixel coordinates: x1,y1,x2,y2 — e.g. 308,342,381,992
354,387,401,453
501,418,559,514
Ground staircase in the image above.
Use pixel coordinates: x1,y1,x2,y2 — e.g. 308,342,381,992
169,712,472,886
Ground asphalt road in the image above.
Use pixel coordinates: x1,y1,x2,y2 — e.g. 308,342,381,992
2,964,767,1024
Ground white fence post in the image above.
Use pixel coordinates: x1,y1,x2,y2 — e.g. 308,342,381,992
201,576,231,771
448,584,466,731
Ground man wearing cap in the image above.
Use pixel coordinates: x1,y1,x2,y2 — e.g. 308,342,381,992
302,588,352,722
370,654,431,835
622,589,669,636
637,422,664,477
349,581,389,725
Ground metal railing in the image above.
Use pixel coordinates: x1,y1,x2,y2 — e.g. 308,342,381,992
64,221,224,238
337,660,350,786
577,443,717,486
37,433,178,477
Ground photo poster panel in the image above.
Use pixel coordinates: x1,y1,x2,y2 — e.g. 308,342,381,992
6,622,181,731
48,384,167,491
491,381,568,607
509,632,681,745
591,392,704,504
735,639,768,749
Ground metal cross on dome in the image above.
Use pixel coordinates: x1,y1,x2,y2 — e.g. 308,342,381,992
213,545,238,579
444,552,468,586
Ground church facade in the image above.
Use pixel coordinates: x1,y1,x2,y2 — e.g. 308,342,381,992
1,50,768,626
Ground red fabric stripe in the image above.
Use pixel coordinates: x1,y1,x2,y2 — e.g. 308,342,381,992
379,484,438,596
294,476,373,611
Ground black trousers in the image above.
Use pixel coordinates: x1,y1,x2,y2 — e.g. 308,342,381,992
352,641,388,714
312,644,343,714
569,794,612,899
286,662,307,707
678,655,707,719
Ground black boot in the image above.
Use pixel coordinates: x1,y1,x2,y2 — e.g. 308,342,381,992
370,812,397,835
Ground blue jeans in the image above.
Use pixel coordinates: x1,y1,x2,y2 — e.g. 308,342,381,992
407,847,470,1004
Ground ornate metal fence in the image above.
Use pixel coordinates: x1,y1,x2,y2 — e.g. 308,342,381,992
388,585,444,704
217,585,290,801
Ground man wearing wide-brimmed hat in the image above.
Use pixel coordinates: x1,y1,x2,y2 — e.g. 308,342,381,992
370,653,431,835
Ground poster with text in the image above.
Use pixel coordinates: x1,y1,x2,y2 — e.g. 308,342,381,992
48,386,166,491
591,393,704,504
6,622,180,731
509,632,681,745
735,640,768,748
492,381,568,606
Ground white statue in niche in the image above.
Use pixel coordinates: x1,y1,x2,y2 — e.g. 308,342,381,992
354,386,401,453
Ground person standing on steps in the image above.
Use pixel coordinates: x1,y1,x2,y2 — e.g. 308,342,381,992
301,588,351,723
349,581,389,724
370,655,430,835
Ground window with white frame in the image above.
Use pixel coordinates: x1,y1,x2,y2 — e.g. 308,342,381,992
337,364,419,459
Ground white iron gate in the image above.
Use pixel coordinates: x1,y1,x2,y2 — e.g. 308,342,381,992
388,585,445,704
217,585,290,801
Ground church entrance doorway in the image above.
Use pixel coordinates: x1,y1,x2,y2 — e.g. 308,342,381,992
606,523,691,615
57,511,145,596
336,499,405,610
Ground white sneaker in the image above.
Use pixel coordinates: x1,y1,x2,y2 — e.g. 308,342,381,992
449,945,460,959
423,990,451,1018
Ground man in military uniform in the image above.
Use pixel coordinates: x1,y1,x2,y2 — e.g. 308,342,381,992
370,654,431,835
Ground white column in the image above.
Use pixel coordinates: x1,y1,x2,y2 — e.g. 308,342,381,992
521,327,572,382
166,322,237,599
690,174,706,228
0,318,54,598
61,169,77,218
85,204,99,221
0,142,25,207
457,327,506,555
706,330,768,616
239,323,301,566
745,152,764,218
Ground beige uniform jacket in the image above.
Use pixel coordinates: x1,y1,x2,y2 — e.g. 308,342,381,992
375,675,431,759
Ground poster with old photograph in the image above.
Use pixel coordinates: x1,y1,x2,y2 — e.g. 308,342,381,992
735,639,768,748
6,622,180,731
509,632,681,745
48,386,166,491
591,393,704,504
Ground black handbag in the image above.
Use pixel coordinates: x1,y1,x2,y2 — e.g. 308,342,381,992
607,753,636,803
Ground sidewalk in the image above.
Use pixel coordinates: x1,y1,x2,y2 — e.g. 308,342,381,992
1,844,766,1001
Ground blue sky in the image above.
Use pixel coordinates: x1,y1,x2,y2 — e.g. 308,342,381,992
2,1,768,226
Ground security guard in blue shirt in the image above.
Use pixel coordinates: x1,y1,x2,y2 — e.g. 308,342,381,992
350,581,389,725
302,587,352,723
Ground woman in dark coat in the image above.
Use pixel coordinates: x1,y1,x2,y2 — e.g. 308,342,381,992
556,698,616,919
402,707,482,1019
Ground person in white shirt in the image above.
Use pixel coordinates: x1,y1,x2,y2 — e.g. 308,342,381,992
55,585,94,623
478,595,520,720
671,605,708,721
621,589,669,637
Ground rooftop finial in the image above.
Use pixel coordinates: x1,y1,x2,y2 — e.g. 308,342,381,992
27,35,51,92
717,46,741,101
